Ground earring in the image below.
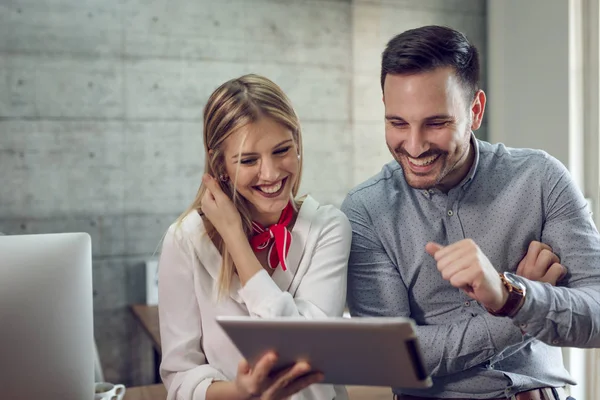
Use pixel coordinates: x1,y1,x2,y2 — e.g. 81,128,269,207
218,174,229,182
297,154,301,160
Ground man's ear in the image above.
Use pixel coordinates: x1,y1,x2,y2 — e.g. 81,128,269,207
470,90,486,130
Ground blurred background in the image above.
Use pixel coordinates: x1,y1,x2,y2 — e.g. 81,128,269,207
0,0,598,398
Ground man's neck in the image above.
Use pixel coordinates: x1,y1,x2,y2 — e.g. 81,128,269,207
435,139,475,193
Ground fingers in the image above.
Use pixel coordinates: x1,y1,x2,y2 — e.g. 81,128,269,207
518,241,552,276
540,262,568,285
263,362,323,400
235,353,278,398
237,358,251,375
270,372,323,400
517,241,561,283
427,241,477,280
425,242,443,257
558,264,568,281
429,239,477,260
202,174,226,200
534,249,560,276
252,352,279,384
200,188,217,214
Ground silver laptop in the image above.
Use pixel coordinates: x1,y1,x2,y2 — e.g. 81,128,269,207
0,233,95,400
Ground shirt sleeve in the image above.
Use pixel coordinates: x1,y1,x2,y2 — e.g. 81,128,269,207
158,225,228,400
511,154,600,347
238,209,351,320
341,194,524,378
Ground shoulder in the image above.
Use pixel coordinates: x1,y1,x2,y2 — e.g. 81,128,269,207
300,196,352,239
478,139,554,168
341,160,403,218
477,140,570,182
164,210,208,251
346,160,402,199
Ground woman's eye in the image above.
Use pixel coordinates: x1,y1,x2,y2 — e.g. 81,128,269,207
274,146,291,155
240,158,257,165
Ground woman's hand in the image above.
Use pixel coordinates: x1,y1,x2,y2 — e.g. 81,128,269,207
201,174,244,240
234,352,324,400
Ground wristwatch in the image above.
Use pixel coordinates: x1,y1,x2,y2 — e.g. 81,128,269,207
486,272,527,318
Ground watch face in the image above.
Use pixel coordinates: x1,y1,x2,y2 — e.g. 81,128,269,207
503,273,526,292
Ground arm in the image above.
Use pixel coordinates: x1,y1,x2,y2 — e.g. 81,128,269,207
158,225,233,400
510,155,600,347
341,195,524,378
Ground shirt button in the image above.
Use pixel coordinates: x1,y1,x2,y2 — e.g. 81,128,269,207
447,210,454,216
552,339,560,345
520,323,528,329
423,191,429,196
464,301,471,307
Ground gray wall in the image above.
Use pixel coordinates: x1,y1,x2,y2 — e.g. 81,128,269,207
0,0,486,386
487,0,573,174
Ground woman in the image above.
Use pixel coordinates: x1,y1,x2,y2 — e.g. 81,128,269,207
158,74,351,400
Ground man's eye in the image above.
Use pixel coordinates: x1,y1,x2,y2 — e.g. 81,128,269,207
391,122,408,128
429,121,449,127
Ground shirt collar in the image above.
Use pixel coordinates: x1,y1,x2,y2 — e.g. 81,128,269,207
458,132,480,189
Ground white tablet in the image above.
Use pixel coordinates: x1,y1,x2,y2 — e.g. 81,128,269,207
216,316,432,389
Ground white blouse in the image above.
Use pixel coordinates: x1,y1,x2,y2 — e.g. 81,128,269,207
158,195,352,400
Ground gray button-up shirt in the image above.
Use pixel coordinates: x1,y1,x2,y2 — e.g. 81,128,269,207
341,136,600,398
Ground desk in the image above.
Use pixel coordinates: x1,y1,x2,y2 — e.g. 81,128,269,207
123,384,167,400
130,304,162,383
131,304,161,354
122,384,390,400
128,304,391,400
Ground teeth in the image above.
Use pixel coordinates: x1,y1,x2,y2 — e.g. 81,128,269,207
408,154,438,166
258,180,282,194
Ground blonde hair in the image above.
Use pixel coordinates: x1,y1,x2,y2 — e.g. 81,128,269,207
178,74,304,297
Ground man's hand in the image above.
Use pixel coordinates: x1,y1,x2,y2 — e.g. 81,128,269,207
516,241,567,285
426,239,507,311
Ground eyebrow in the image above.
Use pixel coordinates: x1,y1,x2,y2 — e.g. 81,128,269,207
231,139,294,159
385,114,454,122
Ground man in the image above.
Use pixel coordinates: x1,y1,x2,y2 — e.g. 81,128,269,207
341,25,600,400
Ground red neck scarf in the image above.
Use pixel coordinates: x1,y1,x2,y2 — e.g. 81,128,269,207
249,202,294,271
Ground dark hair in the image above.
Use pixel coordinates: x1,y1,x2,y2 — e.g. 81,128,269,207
381,25,480,100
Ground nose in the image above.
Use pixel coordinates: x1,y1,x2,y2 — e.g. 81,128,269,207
259,156,280,182
403,127,429,157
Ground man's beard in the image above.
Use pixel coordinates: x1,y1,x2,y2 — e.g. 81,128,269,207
393,133,472,190
391,147,447,189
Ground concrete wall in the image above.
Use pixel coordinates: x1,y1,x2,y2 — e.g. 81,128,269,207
0,0,486,386
486,0,573,177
